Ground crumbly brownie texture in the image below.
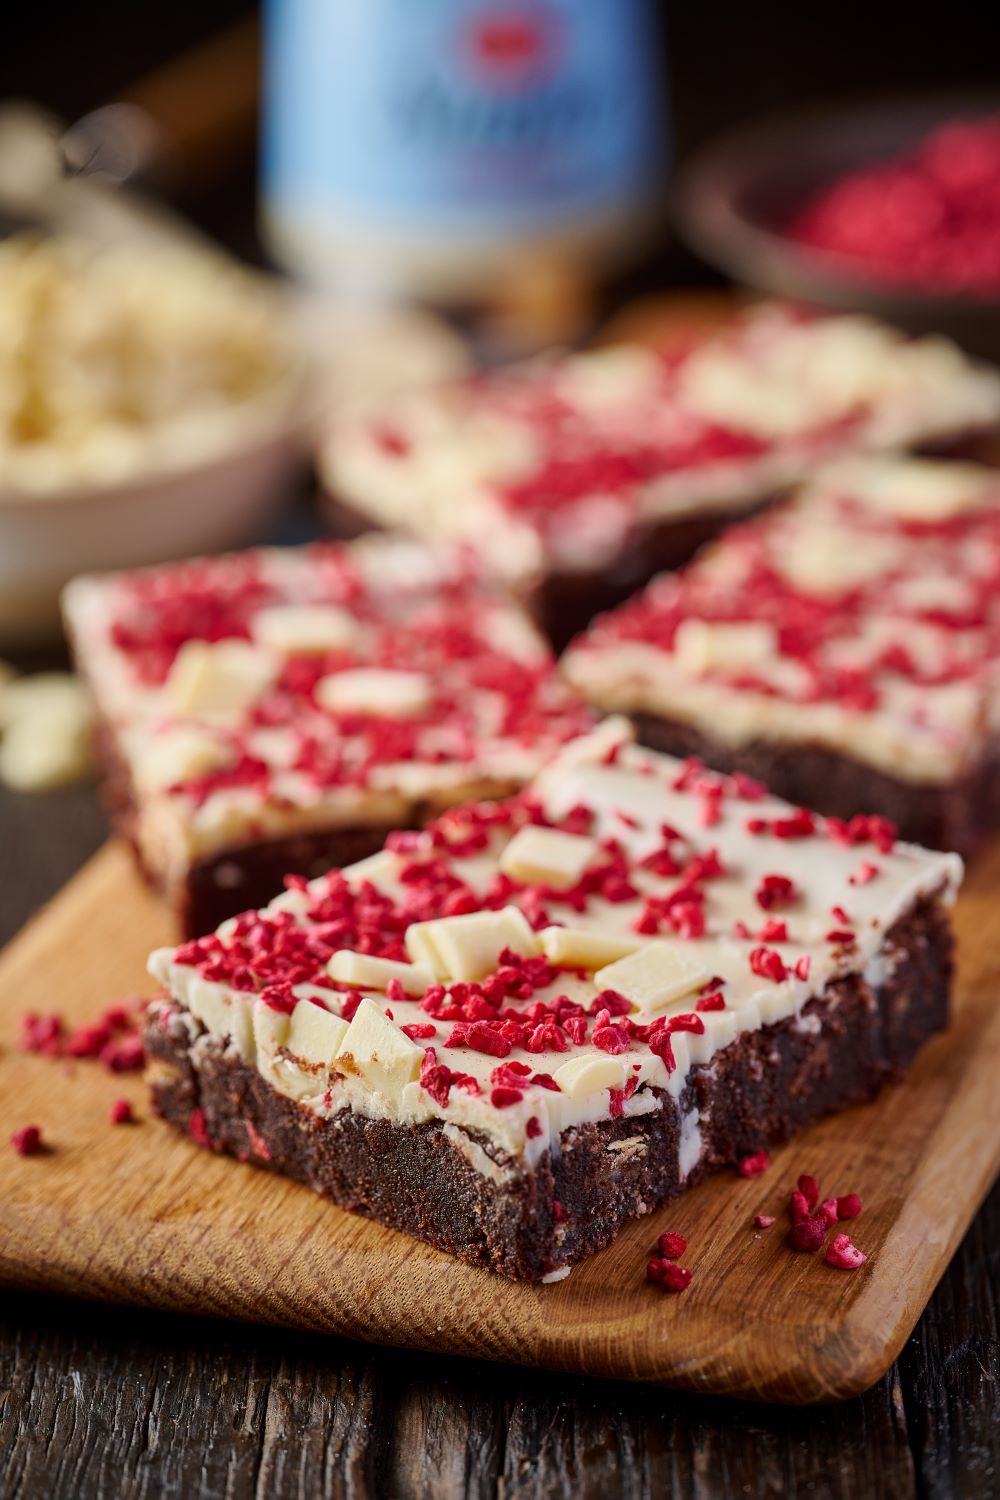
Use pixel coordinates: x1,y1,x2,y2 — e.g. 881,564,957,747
63,538,591,934
319,305,1000,600
146,722,961,1279
563,455,1000,856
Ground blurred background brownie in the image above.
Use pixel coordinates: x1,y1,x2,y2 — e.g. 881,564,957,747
319,308,1000,649
563,454,1000,855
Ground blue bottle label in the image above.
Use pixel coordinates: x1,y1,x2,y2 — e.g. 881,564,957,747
264,0,662,235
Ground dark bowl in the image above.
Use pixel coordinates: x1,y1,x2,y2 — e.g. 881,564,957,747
674,93,1000,360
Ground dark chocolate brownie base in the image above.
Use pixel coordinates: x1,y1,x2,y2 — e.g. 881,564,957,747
145,899,952,1280
632,713,1000,860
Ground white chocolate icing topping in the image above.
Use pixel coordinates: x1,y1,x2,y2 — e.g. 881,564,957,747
148,722,961,1173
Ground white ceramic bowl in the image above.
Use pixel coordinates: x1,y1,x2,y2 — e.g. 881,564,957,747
0,382,310,646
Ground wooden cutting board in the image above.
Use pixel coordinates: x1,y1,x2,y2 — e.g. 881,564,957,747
0,837,998,1404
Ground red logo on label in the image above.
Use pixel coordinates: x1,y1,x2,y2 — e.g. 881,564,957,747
462,5,561,88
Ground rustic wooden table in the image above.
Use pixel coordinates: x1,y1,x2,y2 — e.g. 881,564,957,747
0,780,997,1500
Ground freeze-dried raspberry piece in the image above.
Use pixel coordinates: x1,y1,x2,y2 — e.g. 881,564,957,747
825,1232,867,1270
657,1231,687,1260
788,1215,830,1253
11,1125,43,1156
737,1151,770,1178
646,1258,693,1292
797,1173,819,1209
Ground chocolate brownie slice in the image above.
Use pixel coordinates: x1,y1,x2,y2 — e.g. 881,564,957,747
145,721,961,1279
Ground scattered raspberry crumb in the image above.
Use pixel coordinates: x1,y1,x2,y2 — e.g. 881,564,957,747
646,1258,693,1292
797,1173,819,1209
553,1199,568,1223
657,1231,687,1259
11,1125,43,1156
825,1233,867,1270
754,1213,776,1229
818,1197,839,1225
836,1192,863,1220
526,1115,543,1139
737,1151,770,1177
109,1098,134,1125
188,1108,211,1148
788,1215,831,1253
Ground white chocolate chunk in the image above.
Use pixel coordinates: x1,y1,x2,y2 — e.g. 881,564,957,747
341,849,404,890
335,997,422,1101
286,998,349,1067
679,349,814,438
251,604,358,655
147,947,174,985
862,458,990,522
499,825,598,890
672,619,777,677
480,608,548,663
327,950,432,996
405,905,540,982
539,926,644,970
166,640,275,721
252,998,293,1088
185,977,254,1056
0,675,93,792
315,668,431,718
594,943,710,1015
0,672,89,729
253,1000,291,1054
557,345,659,411
553,1054,629,1097
775,526,896,597
135,726,233,791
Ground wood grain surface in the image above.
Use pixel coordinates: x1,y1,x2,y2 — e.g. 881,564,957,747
1,837,998,1405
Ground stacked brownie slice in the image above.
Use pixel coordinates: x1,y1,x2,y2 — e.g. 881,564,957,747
563,455,1000,856
63,537,592,934
146,721,960,1280
320,306,1000,644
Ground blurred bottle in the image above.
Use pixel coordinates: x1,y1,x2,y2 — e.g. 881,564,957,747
261,0,665,343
